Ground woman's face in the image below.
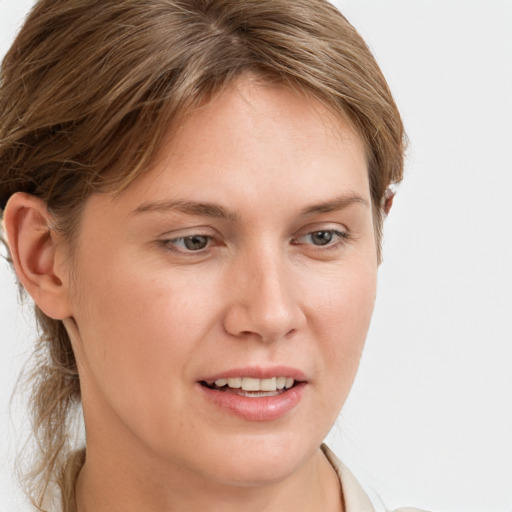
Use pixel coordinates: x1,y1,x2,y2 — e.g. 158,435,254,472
66,77,378,486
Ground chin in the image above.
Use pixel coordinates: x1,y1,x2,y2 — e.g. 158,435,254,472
192,431,319,487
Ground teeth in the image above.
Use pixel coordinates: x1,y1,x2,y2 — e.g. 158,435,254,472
260,377,277,391
213,377,295,391
241,377,260,391
226,377,241,388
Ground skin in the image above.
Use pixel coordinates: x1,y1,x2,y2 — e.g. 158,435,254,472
5,76,378,511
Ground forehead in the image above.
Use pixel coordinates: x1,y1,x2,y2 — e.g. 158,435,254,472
123,77,369,204
88,76,371,231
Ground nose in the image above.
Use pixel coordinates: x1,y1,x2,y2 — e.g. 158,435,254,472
222,246,306,343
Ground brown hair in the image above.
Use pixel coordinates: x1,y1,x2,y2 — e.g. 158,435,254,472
0,0,405,510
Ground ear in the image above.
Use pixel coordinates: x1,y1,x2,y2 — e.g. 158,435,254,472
383,188,395,216
3,192,73,320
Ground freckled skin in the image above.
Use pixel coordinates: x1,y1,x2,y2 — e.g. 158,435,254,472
68,77,378,511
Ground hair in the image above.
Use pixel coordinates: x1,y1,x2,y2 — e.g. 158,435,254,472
0,0,406,510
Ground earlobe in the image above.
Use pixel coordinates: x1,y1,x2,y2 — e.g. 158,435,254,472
3,192,73,320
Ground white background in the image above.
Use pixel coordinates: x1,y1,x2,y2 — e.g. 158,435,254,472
1,1,511,511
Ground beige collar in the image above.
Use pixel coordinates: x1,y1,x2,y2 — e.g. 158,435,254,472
321,444,376,512
322,445,429,512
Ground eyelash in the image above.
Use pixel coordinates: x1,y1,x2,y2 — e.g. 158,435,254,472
291,229,350,249
160,229,350,255
160,234,213,254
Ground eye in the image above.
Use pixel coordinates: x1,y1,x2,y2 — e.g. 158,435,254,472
307,230,337,246
162,234,212,253
292,229,348,248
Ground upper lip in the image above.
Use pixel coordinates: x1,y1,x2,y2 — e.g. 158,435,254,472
199,366,307,384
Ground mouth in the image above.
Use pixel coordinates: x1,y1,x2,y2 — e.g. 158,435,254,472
200,376,299,398
197,369,307,421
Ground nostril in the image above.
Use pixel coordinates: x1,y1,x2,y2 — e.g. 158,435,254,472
222,278,306,341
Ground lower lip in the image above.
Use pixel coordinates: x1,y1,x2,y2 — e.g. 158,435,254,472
198,383,307,421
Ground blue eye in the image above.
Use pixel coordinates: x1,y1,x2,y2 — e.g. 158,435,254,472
308,230,336,246
293,229,348,247
164,235,211,252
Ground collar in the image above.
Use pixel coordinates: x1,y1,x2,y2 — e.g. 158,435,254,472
322,445,430,512
321,444,376,512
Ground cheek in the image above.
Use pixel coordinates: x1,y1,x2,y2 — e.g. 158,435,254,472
69,251,219,407
306,261,377,400
307,257,377,342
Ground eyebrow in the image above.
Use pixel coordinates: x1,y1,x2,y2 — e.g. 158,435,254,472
298,193,369,216
132,199,240,222
132,193,369,221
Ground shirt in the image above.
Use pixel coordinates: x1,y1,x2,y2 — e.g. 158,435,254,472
322,445,430,512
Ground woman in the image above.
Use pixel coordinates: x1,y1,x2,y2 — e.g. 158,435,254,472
0,1,425,511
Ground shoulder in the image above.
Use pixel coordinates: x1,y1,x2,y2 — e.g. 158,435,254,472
321,444,431,512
